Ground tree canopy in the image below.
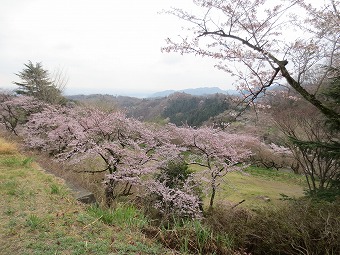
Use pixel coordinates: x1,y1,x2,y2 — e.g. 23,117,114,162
163,0,340,125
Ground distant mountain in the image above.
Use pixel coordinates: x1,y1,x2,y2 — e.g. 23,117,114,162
149,87,238,98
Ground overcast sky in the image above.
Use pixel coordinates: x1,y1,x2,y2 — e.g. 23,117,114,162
0,0,236,97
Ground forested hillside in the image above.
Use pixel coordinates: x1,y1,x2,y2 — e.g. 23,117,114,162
67,92,235,126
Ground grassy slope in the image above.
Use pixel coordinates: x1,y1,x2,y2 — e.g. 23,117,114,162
217,167,305,209
0,138,168,255
189,165,306,209
0,136,307,254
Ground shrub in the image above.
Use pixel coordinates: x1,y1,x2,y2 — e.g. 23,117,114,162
144,219,238,255
202,199,340,255
246,199,340,255
147,160,203,221
204,204,253,251
156,159,192,189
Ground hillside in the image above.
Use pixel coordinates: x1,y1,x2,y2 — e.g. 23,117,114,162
67,92,236,126
0,138,169,255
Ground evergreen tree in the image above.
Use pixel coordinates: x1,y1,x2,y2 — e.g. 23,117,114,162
14,61,66,104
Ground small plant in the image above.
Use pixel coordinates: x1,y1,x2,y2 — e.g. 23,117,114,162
26,214,42,230
4,207,15,216
3,180,18,196
50,183,62,194
21,157,33,166
279,193,295,201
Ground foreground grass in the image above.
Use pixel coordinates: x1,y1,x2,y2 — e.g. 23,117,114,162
0,138,168,255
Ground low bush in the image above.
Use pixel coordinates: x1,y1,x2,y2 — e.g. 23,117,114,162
246,199,340,255
204,205,253,251
143,218,240,255
203,199,340,255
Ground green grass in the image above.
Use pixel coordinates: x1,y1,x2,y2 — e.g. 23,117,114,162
0,138,169,255
190,165,306,210
87,203,149,228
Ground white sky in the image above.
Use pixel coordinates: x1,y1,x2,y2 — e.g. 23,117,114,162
0,0,234,97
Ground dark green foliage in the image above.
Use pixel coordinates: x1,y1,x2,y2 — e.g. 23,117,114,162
304,182,340,202
67,93,234,127
323,66,340,105
323,66,340,130
290,137,340,160
162,93,229,126
14,61,66,104
157,160,192,189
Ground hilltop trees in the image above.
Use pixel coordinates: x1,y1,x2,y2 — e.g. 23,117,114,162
14,61,66,104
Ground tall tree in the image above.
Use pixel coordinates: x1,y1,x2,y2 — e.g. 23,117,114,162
163,0,340,125
14,61,66,104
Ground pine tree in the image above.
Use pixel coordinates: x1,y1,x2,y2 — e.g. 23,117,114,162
14,61,65,104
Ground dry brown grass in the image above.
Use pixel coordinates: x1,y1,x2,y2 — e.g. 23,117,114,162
0,137,18,155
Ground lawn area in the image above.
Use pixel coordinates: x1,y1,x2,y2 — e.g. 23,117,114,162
191,165,306,210
0,138,169,255
218,168,305,209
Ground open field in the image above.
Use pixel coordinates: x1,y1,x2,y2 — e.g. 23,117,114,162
217,167,305,209
189,165,306,210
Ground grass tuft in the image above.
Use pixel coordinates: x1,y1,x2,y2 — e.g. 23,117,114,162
50,183,62,194
0,138,18,155
87,203,149,228
25,214,43,230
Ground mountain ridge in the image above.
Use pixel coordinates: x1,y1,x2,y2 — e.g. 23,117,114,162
149,87,238,98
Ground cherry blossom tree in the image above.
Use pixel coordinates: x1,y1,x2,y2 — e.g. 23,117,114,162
169,124,256,209
24,104,259,212
163,0,340,125
25,106,183,206
0,93,46,135
147,159,203,219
